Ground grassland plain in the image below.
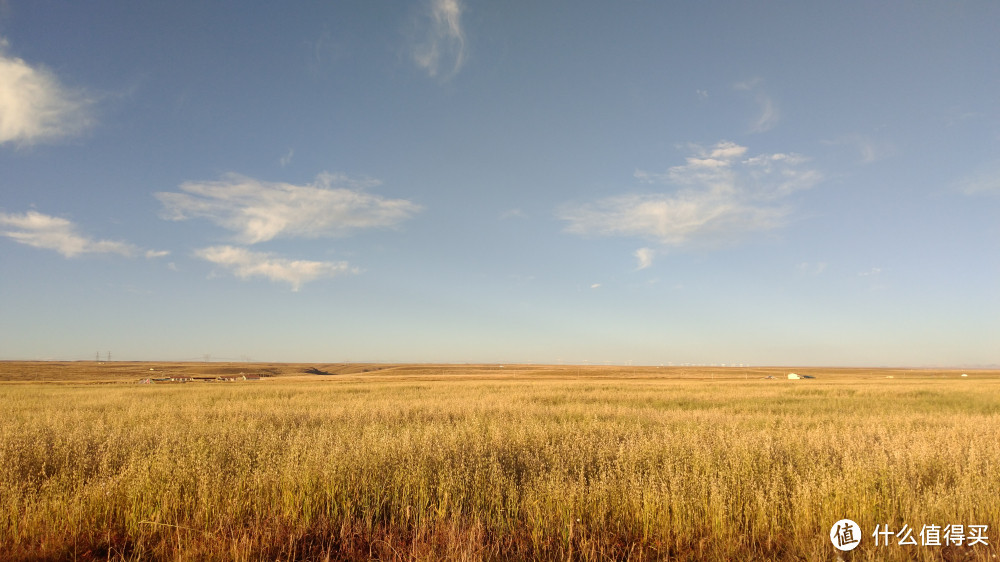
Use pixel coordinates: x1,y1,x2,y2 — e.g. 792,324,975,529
0,363,998,561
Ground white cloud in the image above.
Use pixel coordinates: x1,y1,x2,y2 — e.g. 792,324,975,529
857,267,888,290
955,165,1000,196
751,96,778,133
822,134,895,164
590,283,601,289
156,172,422,244
854,138,884,163
634,247,654,270
145,249,170,259
279,148,294,167
707,142,748,160
500,208,527,220
413,0,466,78
944,107,981,127
561,192,786,247
735,78,779,133
0,210,135,257
560,141,821,250
0,37,93,146
796,261,827,276
195,245,358,291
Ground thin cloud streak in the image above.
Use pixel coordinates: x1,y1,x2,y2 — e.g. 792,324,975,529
796,261,827,276
195,245,358,291
560,141,821,251
0,210,135,257
0,37,93,146
499,208,527,220
955,164,1000,195
156,172,422,244
822,134,896,164
735,78,779,133
413,0,466,78
751,95,778,133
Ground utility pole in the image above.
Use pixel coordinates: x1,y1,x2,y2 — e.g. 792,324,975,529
107,351,111,362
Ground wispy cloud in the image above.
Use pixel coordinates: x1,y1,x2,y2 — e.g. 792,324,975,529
796,261,827,276
735,78,778,133
954,164,1000,196
0,210,135,257
145,249,170,259
413,0,466,78
499,208,527,220
195,245,358,291
279,148,294,167
857,266,888,290
156,172,422,244
944,106,982,127
0,37,93,146
634,247,654,270
306,27,348,78
822,134,895,164
560,141,820,251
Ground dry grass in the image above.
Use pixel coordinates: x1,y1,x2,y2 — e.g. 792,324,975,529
0,363,998,560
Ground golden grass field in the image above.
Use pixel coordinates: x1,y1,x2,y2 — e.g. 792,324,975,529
0,361,998,561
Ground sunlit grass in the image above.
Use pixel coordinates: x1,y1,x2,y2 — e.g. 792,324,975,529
1,372,998,560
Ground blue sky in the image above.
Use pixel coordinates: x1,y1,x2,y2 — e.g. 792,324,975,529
1,1,998,366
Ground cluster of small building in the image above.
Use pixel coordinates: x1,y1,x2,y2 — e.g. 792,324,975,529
137,373,263,384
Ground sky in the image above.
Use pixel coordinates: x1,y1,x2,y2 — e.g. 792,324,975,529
1,1,998,367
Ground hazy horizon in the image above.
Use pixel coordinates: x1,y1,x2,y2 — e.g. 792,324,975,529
3,359,998,371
